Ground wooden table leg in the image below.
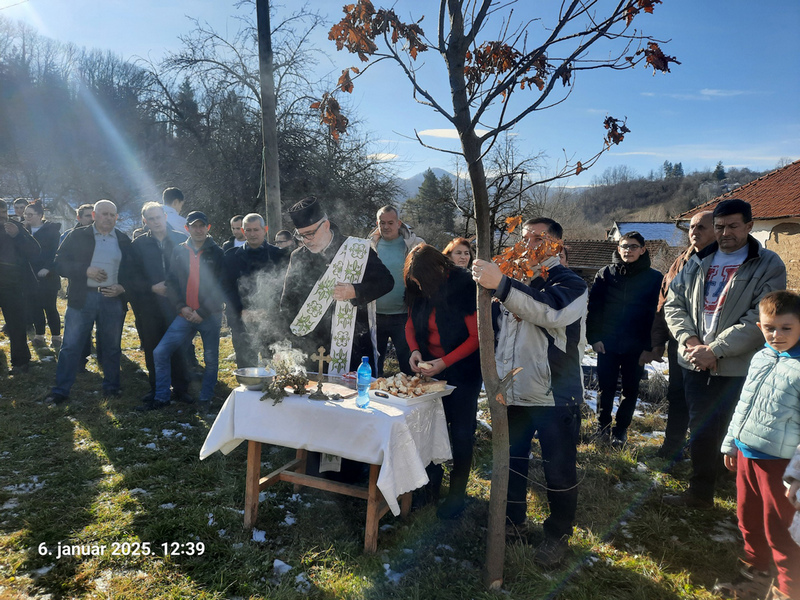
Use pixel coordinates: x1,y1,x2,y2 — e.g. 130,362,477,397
293,449,307,493
244,440,262,529
364,464,381,553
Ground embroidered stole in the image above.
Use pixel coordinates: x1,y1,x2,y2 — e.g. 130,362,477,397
290,236,371,375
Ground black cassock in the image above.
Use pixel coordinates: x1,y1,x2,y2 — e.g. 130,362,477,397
279,224,393,373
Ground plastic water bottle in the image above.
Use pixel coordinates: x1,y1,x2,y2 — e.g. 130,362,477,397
356,356,372,409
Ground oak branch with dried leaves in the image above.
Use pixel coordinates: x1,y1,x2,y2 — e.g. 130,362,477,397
314,0,676,589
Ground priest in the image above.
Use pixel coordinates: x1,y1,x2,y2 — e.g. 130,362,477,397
280,197,393,374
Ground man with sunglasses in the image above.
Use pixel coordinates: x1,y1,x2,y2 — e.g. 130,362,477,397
280,196,393,374
586,231,663,447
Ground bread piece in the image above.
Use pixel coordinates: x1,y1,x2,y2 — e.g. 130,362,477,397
418,361,433,370
420,380,447,393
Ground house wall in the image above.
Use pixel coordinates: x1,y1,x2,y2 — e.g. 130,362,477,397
762,219,800,292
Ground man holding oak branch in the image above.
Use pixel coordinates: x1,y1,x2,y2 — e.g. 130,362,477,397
473,217,587,568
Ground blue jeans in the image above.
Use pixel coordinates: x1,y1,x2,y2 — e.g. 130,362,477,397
506,404,581,539
52,291,125,397
154,313,221,402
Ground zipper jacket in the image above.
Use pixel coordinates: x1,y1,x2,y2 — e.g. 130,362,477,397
665,236,786,377
721,344,800,459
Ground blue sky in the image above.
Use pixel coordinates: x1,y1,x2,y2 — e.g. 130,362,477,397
3,0,798,183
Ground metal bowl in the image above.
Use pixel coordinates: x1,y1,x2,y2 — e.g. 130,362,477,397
233,367,276,390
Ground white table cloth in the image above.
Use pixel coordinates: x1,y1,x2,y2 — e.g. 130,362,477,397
200,386,452,515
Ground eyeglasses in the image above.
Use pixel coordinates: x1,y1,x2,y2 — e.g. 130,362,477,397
618,244,642,251
294,219,327,241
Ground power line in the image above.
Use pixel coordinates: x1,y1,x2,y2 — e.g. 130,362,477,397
0,0,30,10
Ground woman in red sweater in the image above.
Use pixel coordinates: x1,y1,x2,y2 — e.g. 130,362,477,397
404,244,482,519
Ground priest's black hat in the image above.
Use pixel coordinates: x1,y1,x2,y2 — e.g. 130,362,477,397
288,196,326,229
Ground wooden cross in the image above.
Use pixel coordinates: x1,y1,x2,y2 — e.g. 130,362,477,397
311,346,331,380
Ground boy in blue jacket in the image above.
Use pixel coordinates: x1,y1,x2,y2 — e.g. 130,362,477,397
718,290,800,600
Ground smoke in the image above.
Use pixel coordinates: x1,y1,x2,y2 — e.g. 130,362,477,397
268,340,307,376
237,265,290,363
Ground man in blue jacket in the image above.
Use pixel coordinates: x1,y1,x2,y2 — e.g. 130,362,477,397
140,211,226,410
473,217,588,568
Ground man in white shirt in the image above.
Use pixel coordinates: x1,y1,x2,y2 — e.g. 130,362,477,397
162,187,187,232
45,200,133,404
664,199,786,508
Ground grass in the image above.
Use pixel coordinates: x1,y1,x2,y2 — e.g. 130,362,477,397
0,301,742,599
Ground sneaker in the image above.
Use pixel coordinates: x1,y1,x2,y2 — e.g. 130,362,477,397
611,431,627,449
505,518,530,540
713,559,772,600
172,391,195,404
594,427,611,446
436,495,466,520
51,335,62,350
135,400,170,412
533,536,569,568
411,486,440,511
662,492,713,510
45,392,68,405
10,363,30,375
32,335,46,348
140,391,156,404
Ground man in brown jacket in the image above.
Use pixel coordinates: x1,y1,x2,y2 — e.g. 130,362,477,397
647,211,714,460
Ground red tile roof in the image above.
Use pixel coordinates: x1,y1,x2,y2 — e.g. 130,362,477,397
676,159,800,221
566,239,681,271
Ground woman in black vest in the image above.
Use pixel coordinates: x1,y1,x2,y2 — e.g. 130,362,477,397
404,244,481,519
24,200,62,350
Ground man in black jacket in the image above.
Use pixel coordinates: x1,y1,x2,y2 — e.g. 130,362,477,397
280,197,393,373
225,213,288,367
221,214,246,252
129,202,191,403
0,200,40,374
45,200,133,404
142,211,226,410
586,232,663,446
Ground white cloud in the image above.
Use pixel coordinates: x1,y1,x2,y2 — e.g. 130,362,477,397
700,89,749,98
368,153,398,161
418,128,490,139
639,89,759,102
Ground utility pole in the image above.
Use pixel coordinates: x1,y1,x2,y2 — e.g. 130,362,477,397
256,0,282,240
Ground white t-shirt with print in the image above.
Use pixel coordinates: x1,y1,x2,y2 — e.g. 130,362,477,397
703,245,749,341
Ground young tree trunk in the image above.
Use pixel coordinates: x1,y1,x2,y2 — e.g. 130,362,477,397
444,4,509,586
465,135,509,590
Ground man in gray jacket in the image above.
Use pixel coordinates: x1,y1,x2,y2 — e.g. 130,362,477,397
664,198,786,508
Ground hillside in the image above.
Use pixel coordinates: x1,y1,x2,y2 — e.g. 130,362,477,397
575,165,766,226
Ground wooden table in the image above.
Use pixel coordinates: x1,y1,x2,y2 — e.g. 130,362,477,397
200,381,452,552
244,445,412,552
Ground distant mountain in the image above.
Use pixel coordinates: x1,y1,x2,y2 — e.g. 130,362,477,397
394,168,456,203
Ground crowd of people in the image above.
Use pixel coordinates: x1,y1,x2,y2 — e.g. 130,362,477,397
1,192,799,597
